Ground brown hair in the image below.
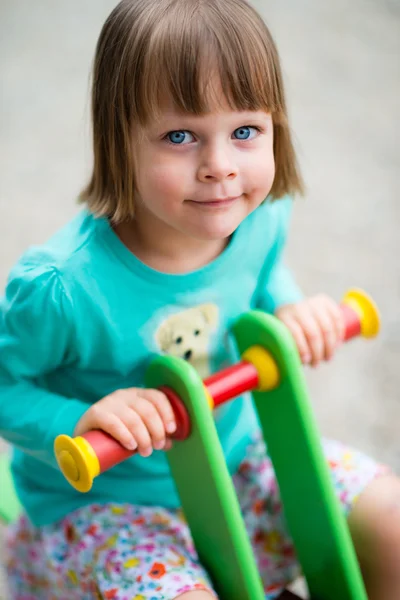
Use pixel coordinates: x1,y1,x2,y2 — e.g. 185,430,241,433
80,0,304,223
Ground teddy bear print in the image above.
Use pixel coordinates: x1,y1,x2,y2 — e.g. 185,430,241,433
155,304,219,379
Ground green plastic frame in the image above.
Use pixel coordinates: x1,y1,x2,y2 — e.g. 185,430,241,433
0,452,21,524
234,311,368,600
146,356,265,599
147,310,368,600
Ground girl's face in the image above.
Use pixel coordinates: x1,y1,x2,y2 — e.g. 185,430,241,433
132,93,275,244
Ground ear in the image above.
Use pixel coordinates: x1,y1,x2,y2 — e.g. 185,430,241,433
199,303,219,329
155,319,172,351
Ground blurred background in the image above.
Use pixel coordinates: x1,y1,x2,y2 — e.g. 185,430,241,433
0,0,399,597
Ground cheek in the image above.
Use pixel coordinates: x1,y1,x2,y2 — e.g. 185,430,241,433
243,149,275,191
137,153,190,202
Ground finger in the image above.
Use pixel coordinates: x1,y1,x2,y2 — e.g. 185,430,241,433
323,296,346,344
293,306,325,367
308,298,338,361
89,408,138,452
279,314,312,365
122,407,153,457
140,388,177,434
134,396,168,452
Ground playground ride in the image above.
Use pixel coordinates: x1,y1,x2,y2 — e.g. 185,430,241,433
53,288,379,600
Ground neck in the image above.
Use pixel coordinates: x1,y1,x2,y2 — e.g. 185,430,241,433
113,214,228,274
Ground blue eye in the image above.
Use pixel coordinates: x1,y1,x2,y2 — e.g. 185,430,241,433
233,126,257,140
166,130,194,145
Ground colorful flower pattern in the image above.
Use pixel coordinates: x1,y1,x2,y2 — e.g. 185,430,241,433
5,436,388,599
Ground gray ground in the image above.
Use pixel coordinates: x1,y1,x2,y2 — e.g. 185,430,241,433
0,0,399,598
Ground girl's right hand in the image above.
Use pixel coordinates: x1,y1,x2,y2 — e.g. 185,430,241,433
74,388,177,457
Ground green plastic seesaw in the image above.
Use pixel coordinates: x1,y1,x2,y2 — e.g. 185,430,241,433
53,288,380,599
0,452,22,524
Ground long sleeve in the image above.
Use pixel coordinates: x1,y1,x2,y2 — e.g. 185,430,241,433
256,197,303,313
0,258,89,468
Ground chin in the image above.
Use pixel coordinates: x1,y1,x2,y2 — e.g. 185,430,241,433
192,211,247,241
195,222,239,241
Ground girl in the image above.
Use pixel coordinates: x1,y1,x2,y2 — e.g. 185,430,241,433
2,0,400,598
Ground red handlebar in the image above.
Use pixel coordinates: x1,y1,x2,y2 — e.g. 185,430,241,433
78,299,369,471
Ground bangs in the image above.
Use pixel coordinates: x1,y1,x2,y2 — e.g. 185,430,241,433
127,0,284,124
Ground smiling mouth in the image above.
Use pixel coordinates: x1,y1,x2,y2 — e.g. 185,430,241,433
186,195,241,207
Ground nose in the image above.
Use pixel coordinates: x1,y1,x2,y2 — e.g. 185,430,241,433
197,144,237,183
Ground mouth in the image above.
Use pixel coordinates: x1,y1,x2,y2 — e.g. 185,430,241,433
186,195,241,208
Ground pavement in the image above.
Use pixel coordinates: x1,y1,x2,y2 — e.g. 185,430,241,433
0,0,399,597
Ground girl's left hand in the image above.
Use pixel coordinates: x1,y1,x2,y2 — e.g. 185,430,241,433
275,295,345,367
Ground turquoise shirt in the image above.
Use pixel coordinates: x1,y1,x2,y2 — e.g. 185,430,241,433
0,197,302,526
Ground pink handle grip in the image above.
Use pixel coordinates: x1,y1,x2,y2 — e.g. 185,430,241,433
340,303,362,341
83,429,133,471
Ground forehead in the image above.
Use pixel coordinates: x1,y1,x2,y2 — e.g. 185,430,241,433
154,71,235,119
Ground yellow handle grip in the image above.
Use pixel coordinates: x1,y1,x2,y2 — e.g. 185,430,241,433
342,288,380,338
54,434,100,493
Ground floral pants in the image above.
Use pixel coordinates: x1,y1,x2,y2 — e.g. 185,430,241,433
5,436,388,600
